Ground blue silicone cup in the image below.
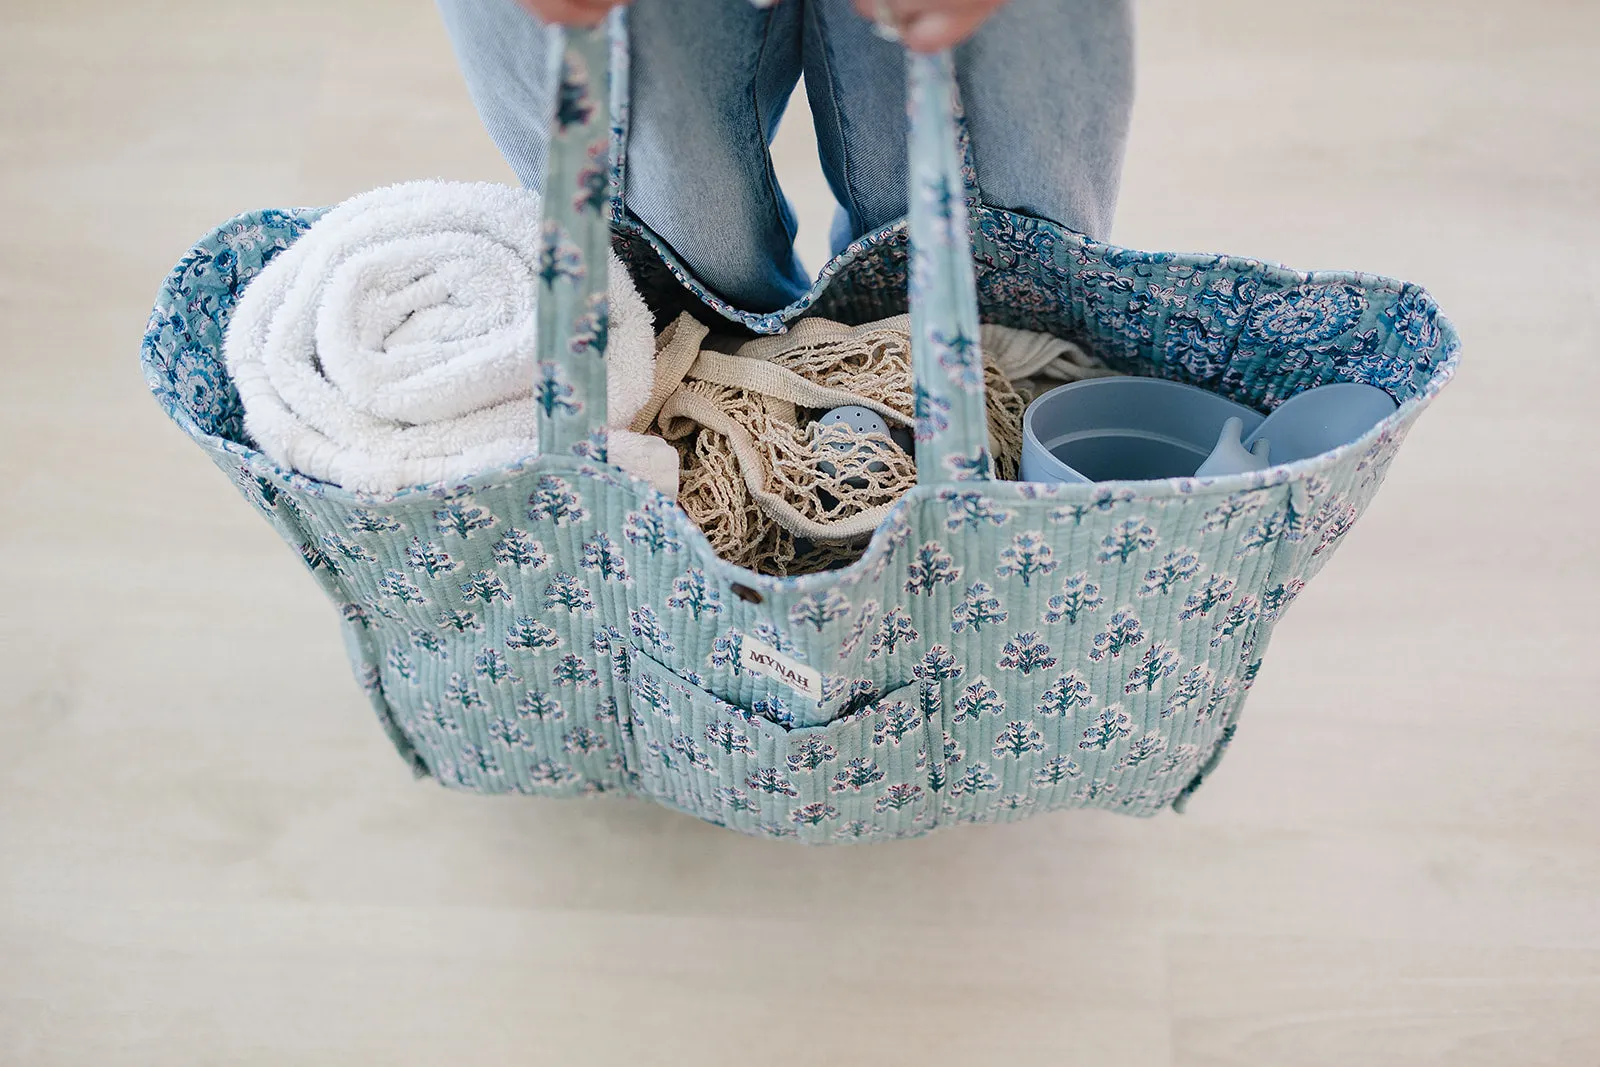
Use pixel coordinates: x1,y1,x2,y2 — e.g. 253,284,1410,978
1021,377,1266,484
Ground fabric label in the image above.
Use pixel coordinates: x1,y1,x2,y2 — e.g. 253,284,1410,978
739,639,823,702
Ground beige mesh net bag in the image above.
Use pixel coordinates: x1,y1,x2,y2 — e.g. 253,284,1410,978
629,313,1027,576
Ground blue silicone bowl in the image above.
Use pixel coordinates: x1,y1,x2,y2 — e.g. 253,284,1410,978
1021,377,1266,484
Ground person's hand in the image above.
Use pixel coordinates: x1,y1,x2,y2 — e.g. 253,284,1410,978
516,0,630,29
854,0,1010,52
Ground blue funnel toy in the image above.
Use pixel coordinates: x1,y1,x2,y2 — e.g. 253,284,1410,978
1192,383,1398,476
1193,417,1270,478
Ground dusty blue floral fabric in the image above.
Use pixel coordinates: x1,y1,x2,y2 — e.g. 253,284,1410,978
534,27,615,457
906,50,991,481
140,22,1456,842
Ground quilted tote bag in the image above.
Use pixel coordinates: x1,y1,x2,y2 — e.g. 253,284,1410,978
141,20,1457,842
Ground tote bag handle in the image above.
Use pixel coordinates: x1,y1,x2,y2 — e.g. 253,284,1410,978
534,13,993,484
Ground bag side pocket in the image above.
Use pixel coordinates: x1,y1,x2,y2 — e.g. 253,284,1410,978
625,648,936,842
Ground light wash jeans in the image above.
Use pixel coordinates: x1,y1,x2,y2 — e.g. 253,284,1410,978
436,0,1134,312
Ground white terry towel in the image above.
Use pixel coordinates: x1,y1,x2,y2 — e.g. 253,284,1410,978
225,180,676,496
603,272,680,496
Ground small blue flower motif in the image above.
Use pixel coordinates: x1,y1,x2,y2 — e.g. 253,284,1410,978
786,736,838,774
622,499,683,555
913,384,951,443
666,569,723,619
932,329,984,392
628,605,674,653
460,570,511,604
1245,282,1368,346
709,629,745,674
436,608,483,634
713,786,759,813
526,475,586,525
570,429,608,462
538,221,587,289
872,701,923,746
554,48,595,130
705,721,757,758
345,508,400,533
527,760,577,786
573,141,609,217
535,361,580,418
751,697,794,729
944,447,993,481
791,801,839,827
562,726,608,755
1073,778,1118,802
376,569,424,604
568,291,610,358
938,489,1012,531
745,767,799,798
948,764,999,798
874,782,926,812
458,744,501,777
300,542,344,576
473,648,520,686
919,175,959,245
433,500,496,539
788,591,851,632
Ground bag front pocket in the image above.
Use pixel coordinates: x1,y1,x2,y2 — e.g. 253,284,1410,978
625,649,935,842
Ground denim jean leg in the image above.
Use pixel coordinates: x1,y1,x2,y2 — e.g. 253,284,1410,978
626,0,811,311
803,0,1134,245
435,0,811,312
954,0,1135,240
802,0,907,257
435,0,558,188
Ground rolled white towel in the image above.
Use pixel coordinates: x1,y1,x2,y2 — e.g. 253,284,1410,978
224,180,671,495
603,250,680,496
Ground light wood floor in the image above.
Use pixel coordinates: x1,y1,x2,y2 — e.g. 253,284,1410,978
3,1,1598,1063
